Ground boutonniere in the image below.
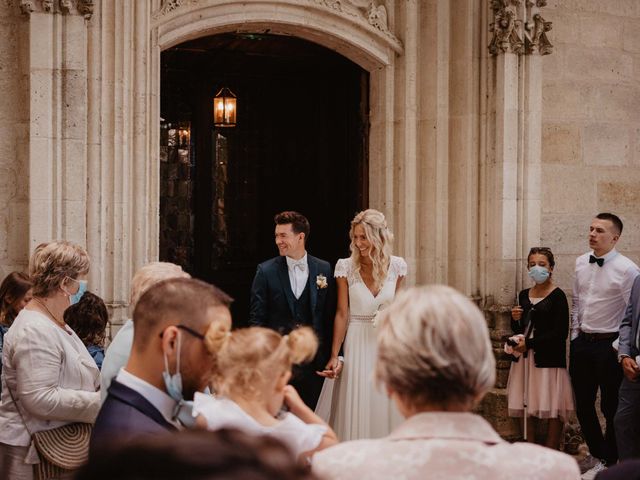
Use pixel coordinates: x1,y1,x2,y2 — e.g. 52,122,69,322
316,274,328,289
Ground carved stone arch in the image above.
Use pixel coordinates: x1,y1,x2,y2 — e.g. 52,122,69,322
151,0,403,71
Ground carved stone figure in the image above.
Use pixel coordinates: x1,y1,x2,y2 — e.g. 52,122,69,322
527,13,553,55
489,8,523,55
367,2,388,31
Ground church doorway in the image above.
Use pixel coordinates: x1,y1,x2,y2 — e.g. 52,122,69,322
159,33,369,325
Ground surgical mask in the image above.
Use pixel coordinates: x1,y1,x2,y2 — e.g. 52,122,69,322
162,331,196,428
70,280,88,305
528,266,550,284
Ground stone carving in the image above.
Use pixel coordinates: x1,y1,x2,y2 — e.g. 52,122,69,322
153,0,199,19
309,0,399,44
151,0,401,52
60,0,72,14
18,0,93,18
526,13,553,54
78,0,94,19
489,0,524,55
489,0,553,55
19,0,35,14
367,2,388,31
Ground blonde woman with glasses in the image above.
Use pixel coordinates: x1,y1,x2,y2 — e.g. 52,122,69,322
315,209,406,440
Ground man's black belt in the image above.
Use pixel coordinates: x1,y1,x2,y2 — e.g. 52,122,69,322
579,331,618,342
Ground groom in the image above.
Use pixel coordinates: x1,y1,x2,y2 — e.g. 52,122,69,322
249,211,336,409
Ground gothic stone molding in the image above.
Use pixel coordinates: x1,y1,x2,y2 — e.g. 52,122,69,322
153,0,402,53
19,0,94,18
489,0,552,55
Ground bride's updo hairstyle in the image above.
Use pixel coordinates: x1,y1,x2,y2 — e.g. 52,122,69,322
349,209,393,292
205,321,318,398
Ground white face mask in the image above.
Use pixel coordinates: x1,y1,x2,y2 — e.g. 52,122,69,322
161,331,196,427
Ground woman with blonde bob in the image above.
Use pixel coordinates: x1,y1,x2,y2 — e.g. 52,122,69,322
315,209,406,440
192,318,337,461
313,286,580,480
0,241,101,479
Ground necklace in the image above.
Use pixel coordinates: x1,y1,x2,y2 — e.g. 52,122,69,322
33,297,65,328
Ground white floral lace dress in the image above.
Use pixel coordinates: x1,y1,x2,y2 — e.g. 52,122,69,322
315,255,407,441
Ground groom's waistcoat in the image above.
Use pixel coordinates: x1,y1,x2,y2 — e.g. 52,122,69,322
293,283,312,327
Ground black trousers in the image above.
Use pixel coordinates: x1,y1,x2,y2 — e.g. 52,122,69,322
570,334,623,465
290,363,325,410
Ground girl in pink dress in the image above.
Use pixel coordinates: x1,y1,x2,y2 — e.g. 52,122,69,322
506,247,575,449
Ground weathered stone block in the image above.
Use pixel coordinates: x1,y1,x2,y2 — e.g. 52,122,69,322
588,84,640,122
565,46,633,82
542,123,581,164
624,19,640,53
580,14,624,49
583,123,630,166
542,166,597,213
598,180,640,212
542,83,589,120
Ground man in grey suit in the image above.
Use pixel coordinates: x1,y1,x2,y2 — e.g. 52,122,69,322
615,275,640,461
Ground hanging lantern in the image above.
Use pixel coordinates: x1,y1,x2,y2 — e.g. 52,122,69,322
213,87,237,127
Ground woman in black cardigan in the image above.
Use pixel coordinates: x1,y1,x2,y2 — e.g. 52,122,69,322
506,247,575,450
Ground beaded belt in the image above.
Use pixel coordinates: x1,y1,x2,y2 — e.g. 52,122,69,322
349,314,376,324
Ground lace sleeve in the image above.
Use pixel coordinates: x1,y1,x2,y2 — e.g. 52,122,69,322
334,258,350,278
391,256,408,278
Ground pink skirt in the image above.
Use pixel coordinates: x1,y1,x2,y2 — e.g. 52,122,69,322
506,353,575,420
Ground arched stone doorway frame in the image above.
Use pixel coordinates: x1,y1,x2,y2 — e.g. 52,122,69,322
148,0,405,250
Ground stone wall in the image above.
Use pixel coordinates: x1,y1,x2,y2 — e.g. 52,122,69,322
0,2,29,277
541,0,640,294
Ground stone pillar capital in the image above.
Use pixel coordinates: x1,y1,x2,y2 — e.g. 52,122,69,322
489,0,552,56
19,0,94,19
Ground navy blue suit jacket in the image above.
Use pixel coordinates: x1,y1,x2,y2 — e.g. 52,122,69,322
249,254,336,368
90,379,177,456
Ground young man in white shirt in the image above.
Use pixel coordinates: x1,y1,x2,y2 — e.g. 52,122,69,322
570,213,639,476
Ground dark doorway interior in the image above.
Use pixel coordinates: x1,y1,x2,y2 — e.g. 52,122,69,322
160,33,369,326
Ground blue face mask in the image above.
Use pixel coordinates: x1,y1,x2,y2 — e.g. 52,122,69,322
162,332,197,428
65,278,87,305
528,265,550,284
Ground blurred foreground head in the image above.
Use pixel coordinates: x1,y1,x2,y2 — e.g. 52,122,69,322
375,285,495,412
77,429,318,480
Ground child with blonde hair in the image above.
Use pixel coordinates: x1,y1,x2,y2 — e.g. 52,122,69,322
193,318,338,461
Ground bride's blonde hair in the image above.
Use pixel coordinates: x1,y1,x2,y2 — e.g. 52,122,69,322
349,209,393,292
204,318,317,399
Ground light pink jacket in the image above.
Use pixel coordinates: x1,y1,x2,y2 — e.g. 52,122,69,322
313,411,579,480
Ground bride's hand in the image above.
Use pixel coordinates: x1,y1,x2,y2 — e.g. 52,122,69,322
316,356,339,378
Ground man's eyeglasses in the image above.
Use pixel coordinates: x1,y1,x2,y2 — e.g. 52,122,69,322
158,324,205,340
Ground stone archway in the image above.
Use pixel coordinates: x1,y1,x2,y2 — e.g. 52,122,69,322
83,0,406,322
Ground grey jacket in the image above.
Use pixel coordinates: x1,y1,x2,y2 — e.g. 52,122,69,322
618,275,640,359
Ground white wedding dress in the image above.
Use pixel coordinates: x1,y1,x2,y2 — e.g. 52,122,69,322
315,255,407,441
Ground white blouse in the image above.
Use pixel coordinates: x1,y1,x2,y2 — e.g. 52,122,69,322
0,309,101,447
193,393,326,457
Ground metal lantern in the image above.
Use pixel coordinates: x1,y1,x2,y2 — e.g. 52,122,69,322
213,87,237,127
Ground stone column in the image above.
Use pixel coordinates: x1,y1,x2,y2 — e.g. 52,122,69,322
479,0,553,438
19,0,94,249
86,0,156,327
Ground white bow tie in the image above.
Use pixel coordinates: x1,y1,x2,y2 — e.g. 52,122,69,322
292,261,306,272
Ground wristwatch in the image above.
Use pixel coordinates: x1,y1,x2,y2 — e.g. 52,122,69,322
338,356,345,363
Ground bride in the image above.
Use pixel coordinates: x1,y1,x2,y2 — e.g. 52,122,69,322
315,209,406,440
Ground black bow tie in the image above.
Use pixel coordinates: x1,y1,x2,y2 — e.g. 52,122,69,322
589,255,604,267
